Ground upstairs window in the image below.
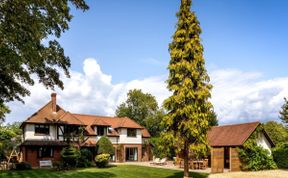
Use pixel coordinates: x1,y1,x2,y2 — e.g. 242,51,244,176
64,125,80,136
35,124,49,135
97,126,107,136
38,147,53,158
127,128,137,137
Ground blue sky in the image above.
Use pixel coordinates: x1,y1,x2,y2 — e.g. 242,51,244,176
6,0,288,124
60,0,288,82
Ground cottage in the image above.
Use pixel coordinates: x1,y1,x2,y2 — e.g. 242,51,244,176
208,122,274,173
20,93,151,167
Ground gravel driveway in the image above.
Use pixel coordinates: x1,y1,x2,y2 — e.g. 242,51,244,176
208,170,288,178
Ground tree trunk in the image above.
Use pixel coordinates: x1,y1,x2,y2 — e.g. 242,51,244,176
183,140,190,178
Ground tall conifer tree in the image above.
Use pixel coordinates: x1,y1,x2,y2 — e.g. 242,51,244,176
280,98,288,126
162,0,212,177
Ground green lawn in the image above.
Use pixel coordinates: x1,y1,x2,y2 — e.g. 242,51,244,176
1,165,209,178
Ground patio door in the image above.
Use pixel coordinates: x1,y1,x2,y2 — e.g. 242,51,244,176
125,147,138,161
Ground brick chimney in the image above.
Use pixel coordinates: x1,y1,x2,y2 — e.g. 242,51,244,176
51,93,57,112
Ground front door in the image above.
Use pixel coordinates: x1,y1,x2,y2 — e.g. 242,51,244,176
211,147,224,173
125,147,138,161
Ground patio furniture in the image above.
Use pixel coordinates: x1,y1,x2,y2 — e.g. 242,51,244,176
202,159,208,169
150,158,160,165
155,158,167,165
192,160,200,169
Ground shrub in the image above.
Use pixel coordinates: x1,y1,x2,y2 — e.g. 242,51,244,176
96,136,114,155
238,126,277,171
61,146,80,168
95,153,110,168
149,137,174,159
14,162,31,170
52,161,65,171
77,148,92,168
238,144,277,171
273,143,288,168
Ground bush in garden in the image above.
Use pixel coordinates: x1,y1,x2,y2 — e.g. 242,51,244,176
95,153,110,168
149,137,174,159
96,136,114,155
61,146,80,168
238,126,277,171
77,148,92,168
14,162,31,170
238,145,277,171
273,143,288,168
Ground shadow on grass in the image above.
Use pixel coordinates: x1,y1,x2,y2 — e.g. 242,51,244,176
67,172,116,178
166,172,209,178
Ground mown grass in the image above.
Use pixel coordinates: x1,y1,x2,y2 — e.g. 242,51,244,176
1,165,208,178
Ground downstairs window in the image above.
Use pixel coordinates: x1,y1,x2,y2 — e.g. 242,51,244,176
38,147,53,158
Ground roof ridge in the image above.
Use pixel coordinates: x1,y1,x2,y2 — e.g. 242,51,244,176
240,122,261,145
65,111,85,125
92,117,111,126
212,121,260,128
72,113,119,119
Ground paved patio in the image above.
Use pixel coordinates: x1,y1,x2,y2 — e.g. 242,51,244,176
111,161,211,174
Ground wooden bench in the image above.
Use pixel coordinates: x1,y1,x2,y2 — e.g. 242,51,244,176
39,160,53,168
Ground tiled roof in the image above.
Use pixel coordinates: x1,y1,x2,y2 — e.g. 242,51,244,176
84,125,96,135
208,121,260,147
73,114,149,137
21,94,151,138
73,114,144,129
141,129,151,138
21,101,85,126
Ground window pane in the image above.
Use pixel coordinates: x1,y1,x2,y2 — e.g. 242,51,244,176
127,128,136,137
97,126,107,136
38,147,53,158
35,124,49,135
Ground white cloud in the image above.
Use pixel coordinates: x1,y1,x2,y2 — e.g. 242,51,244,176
5,58,169,123
5,58,288,125
210,69,288,124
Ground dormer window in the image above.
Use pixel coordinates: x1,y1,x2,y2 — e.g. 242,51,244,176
35,124,49,135
97,126,107,136
108,127,113,134
127,128,137,137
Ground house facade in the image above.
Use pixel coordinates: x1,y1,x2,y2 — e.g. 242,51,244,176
207,121,274,173
20,93,151,167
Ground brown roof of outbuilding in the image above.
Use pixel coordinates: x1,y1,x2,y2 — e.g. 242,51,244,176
208,121,260,147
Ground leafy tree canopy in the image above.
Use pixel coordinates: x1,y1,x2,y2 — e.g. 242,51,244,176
264,121,288,146
280,98,288,126
208,109,218,127
0,0,89,122
0,122,22,160
273,143,288,169
162,0,213,176
115,89,164,137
